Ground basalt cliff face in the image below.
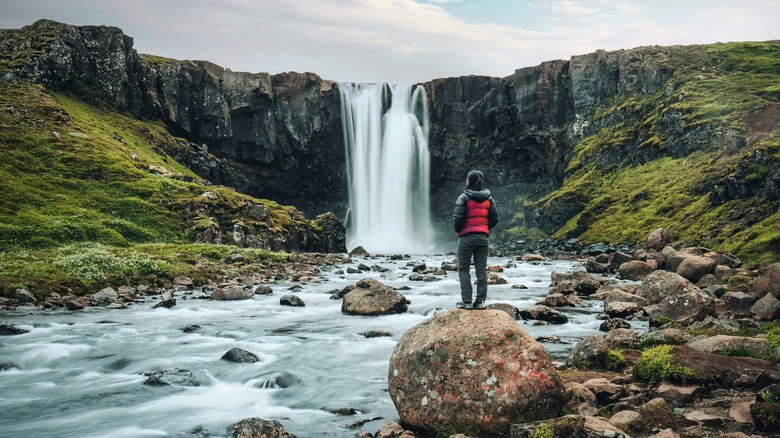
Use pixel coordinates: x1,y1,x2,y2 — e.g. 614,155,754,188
2,20,778,260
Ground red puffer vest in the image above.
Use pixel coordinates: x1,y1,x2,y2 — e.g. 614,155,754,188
458,198,492,236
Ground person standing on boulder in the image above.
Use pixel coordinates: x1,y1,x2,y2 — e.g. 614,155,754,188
453,170,498,310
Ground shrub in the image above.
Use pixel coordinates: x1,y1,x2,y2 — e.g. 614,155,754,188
605,350,627,370
633,345,697,384
533,423,554,438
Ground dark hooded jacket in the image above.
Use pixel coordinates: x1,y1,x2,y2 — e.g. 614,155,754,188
453,189,498,236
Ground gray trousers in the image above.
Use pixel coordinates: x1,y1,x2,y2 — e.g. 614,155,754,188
457,233,489,304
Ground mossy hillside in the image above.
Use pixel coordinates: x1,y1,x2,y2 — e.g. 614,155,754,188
0,79,329,296
518,41,780,264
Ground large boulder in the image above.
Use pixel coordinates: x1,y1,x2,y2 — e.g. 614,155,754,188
342,278,408,315
647,228,670,250
675,255,717,283
754,263,780,299
618,260,655,281
550,271,602,296
635,270,699,305
211,286,253,300
565,334,610,369
519,305,569,324
686,335,772,358
388,309,565,435
751,293,780,320
646,289,716,326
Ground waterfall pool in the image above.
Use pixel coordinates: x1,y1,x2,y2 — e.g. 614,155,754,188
0,254,645,437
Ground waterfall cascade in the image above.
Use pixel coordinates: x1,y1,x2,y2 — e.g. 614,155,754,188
338,83,435,254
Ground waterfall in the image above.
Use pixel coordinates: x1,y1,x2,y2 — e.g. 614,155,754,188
338,83,434,254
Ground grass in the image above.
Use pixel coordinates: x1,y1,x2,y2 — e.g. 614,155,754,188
519,41,780,265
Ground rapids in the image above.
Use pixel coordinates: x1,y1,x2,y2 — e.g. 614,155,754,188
0,255,644,437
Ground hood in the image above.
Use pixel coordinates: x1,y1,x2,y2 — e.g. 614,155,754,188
464,189,491,202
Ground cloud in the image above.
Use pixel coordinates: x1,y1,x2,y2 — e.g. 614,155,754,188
552,1,598,16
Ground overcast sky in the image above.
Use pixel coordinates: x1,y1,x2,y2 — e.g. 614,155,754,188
1,0,777,84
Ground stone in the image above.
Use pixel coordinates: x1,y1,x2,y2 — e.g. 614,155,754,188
550,271,601,296
721,291,756,316
538,293,585,307
617,260,655,280
485,302,520,319
519,305,568,324
635,270,699,305
728,401,753,423
582,377,624,405
521,254,545,261
753,263,780,299
226,418,297,438
0,324,29,335
646,289,716,326
683,410,724,426
608,410,642,431
143,369,200,386
254,285,274,295
604,328,642,347
564,382,598,416
676,255,717,283
173,276,193,286
349,246,369,256
211,286,254,300
599,318,631,332
647,228,670,250
565,334,610,368
342,278,408,316
639,328,692,346
221,347,260,363
280,294,305,307
14,289,38,306
363,330,392,338
91,287,118,306
388,309,565,435
487,273,507,285
751,293,780,320
648,429,680,438
686,335,772,358
655,383,702,407
152,298,176,309
604,301,639,318
510,415,630,438
374,420,405,438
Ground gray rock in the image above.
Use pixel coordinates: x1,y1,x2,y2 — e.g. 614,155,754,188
342,278,408,316
211,286,253,301
519,305,568,324
221,347,260,363
91,287,119,306
280,294,305,307
14,289,38,306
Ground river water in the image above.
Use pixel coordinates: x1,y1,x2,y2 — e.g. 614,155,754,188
0,255,645,438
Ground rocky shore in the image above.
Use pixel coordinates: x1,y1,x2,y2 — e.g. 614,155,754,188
2,229,779,438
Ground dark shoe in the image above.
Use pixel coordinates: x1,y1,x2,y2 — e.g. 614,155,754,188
472,301,486,310
456,301,472,310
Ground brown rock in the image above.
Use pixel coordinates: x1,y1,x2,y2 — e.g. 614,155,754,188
388,309,565,435
646,289,716,326
604,328,642,348
583,377,624,405
519,305,568,324
510,415,630,438
14,289,38,306
564,382,598,416
521,254,545,262
647,228,670,250
608,410,642,431
485,302,519,319
342,278,408,316
753,263,780,299
565,334,610,368
604,301,640,318
550,271,602,296
211,286,253,300
618,260,655,281
487,273,507,285
655,383,703,407
728,401,753,423
676,256,717,283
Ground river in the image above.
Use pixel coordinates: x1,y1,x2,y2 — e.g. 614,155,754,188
0,254,645,438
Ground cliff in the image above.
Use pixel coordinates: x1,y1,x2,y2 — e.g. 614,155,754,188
2,20,778,263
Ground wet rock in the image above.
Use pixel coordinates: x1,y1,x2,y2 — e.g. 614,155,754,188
363,330,392,338
388,309,565,435
182,324,201,333
221,347,260,363
14,289,38,306
409,273,441,282
143,369,200,386
254,285,273,295
0,324,29,335
91,287,118,306
357,263,371,271
521,253,545,261
226,418,297,438
585,259,609,274
349,246,369,256
152,298,176,309
0,297,17,310
342,278,408,316
550,271,601,296
519,305,568,324
487,273,507,285
280,294,305,307
346,267,361,274
211,286,253,300
511,284,529,289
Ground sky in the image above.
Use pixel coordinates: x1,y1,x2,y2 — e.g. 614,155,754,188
1,0,778,84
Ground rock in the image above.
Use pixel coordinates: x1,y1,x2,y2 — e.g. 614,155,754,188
254,285,274,295
521,254,545,261
647,429,680,438
675,255,717,283
0,324,29,335
66,296,90,310
349,246,369,256
683,410,724,426
647,228,670,250
91,287,118,306
665,345,780,389
728,401,753,423
550,271,601,296
646,289,716,326
721,291,756,316
688,315,741,332
640,328,693,346
585,259,609,274
753,263,780,299
686,335,772,358
604,328,642,347
173,276,193,286
211,286,254,300
226,418,297,438
582,377,624,405
751,293,780,320
608,410,642,431
617,260,655,280
374,420,407,438
564,382,598,416
510,415,629,438
604,301,639,319
486,302,520,319
14,289,38,306
538,293,586,307
221,347,260,363
695,273,719,288
182,324,201,333
388,309,565,435
655,383,702,407
488,265,504,273
143,369,200,386
635,270,699,304
487,273,507,285
599,318,631,332
152,298,176,309
363,330,392,338
519,305,568,324
565,334,610,369
511,284,529,289
280,294,305,307
342,278,408,316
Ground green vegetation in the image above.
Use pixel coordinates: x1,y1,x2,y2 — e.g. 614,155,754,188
532,423,554,438
605,350,627,370
0,78,321,297
760,323,780,349
633,345,697,384
516,41,780,265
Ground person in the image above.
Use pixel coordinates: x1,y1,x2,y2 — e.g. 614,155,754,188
452,170,498,310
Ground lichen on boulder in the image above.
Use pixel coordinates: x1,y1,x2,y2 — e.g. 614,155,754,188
388,309,565,435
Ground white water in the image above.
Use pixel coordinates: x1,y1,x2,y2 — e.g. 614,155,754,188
338,83,435,254
0,256,645,438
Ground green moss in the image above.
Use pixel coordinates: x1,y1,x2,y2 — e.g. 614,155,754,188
606,350,627,370
760,323,780,349
633,345,698,384
533,423,554,438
